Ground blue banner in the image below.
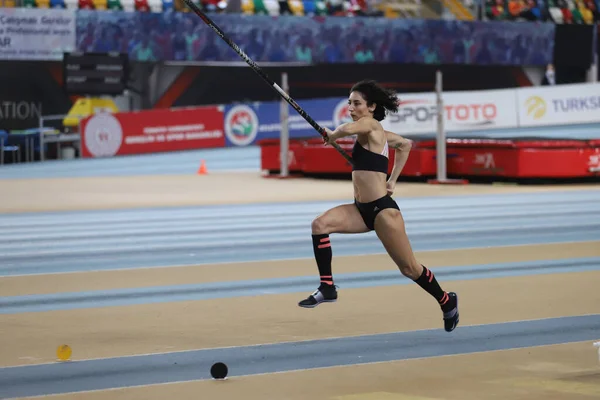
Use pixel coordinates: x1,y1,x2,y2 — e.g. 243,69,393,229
223,97,350,147
75,10,555,66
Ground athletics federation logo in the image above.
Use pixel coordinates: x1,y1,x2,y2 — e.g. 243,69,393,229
224,105,258,146
333,99,353,127
525,96,547,119
83,113,123,158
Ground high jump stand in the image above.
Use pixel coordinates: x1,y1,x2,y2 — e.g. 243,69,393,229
264,72,303,179
427,70,469,185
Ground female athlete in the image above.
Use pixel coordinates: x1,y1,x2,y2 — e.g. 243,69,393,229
298,80,459,333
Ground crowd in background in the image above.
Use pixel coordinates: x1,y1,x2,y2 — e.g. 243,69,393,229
74,11,555,64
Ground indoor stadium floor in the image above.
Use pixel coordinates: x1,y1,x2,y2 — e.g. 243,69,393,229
1,149,600,400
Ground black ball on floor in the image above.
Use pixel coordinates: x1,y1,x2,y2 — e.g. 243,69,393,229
210,362,228,379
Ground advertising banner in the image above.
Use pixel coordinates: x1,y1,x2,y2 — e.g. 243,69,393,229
381,88,519,135
224,88,523,146
224,82,600,148
223,98,352,147
81,106,225,158
517,82,600,127
0,8,76,61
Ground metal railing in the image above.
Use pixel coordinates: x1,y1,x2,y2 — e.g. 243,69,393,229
38,114,82,162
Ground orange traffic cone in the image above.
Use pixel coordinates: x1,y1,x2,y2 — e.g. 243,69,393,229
197,160,207,175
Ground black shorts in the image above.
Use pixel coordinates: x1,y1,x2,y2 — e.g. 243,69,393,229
354,195,400,231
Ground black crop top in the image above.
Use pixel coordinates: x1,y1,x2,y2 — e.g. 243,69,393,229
352,140,388,174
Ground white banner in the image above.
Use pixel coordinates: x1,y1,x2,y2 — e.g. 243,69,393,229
381,88,519,135
0,8,76,61
517,82,600,127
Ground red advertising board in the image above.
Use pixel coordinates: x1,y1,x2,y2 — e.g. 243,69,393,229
80,106,225,158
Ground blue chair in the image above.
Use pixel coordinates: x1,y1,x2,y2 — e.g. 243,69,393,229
0,130,21,165
302,0,315,14
162,0,174,10
50,0,66,7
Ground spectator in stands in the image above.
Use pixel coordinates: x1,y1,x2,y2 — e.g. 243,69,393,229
417,34,441,64
541,63,556,85
183,17,201,61
453,24,475,64
354,38,375,63
171,23,187,61
131,34,157,61
295,34,312,63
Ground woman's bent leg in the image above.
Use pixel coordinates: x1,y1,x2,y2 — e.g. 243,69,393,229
373,209,460,332
298,203,370,308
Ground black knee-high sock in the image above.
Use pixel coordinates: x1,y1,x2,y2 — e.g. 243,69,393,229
312,234,333,286
413,265,453,312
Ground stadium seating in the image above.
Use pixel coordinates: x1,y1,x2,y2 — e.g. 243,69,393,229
484,0,600,23
378,0,421,17
1,0,378,16
120,0,135,10
2,0,597,22
299,0,328,15
106,0,122,8
77,0,94,8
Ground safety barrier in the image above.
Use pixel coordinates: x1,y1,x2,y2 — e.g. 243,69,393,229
259,137,600,179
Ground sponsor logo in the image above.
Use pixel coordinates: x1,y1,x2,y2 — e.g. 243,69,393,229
389,99,437,123
525,96,547,119
444,104,497,125
224,105,258,146
472,152,503,173
552,96,600,113
588,153,600,172
83,113,123,157
388,99,498,127
524,94,600,121
474,152,496,169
